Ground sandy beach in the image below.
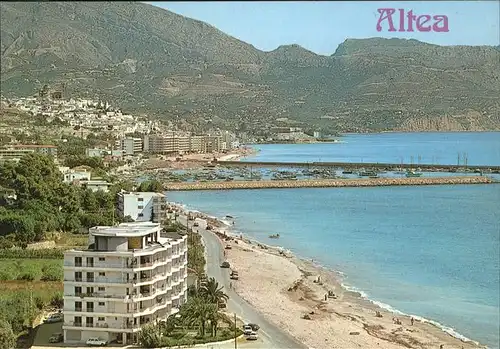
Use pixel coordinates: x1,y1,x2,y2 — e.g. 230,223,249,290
140,146,257,170
171,204,486,349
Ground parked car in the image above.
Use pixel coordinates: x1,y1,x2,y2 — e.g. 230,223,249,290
220,261,230,268
247,332,258,340
193,222,199,227
49,333,64,343
86,337,107,346
243,325,253,335
44,313,63,323
248,323,260,331
230,271,239,280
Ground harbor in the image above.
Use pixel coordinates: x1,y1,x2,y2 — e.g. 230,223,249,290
165,175,494,191
217,160,500,173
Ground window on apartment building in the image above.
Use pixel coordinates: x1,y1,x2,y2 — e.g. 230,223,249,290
75,301,82,311
98,302,105,306
74,257,82,266
75,271,82,281
98,257,105,261
86,287,94,294
138,198,144,202
99,272,105,277
138,213,144,217
98,287,105,292
74,286,82,295
98,317,105,321
138,205,144,209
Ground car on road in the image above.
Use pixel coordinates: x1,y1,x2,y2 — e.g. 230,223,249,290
193,222,199,227
86,337,107,346
247,332,258,340
49,333,64,343
220,261,230,268
44,313,63,323
243,325,253,335
248,323,260,331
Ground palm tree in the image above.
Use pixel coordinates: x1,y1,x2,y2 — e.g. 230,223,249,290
199,277,229,305
207,308,224,337
181,297,218,337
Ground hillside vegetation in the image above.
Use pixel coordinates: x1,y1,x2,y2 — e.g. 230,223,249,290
1,1,499,133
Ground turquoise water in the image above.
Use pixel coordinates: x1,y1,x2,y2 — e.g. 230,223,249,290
168,133,500,348
244,132,500,166
169,186,500,348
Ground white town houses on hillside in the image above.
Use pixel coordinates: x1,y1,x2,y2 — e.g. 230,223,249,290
62,222,188,345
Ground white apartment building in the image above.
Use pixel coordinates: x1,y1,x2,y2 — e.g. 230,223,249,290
143,134,224,154
116,138,143,156
62,222,188,345
117,191,168,223
63,170,91,184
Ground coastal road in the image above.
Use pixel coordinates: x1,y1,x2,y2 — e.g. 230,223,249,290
178,215,308,349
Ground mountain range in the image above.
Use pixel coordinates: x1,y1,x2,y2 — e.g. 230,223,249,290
1,1,499,134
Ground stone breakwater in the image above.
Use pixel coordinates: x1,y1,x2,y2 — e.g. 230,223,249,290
165,176,494,191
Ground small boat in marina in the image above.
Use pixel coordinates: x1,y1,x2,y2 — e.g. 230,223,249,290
406,170,423,177
269,234,280,239
359,170,378,177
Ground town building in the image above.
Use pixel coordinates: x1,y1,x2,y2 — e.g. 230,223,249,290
117,192,168,223
62,222,188,344
63,170,92,184
143,134,224,154
0,144,58,162
116,138,143,156
86,148,107,158
80,180,112,193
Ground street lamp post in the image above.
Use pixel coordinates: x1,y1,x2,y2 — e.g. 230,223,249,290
234,312,237,349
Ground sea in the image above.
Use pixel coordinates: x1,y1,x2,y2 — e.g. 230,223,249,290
168,132,500,348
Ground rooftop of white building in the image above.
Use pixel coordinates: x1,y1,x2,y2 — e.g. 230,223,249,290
118,191,166,198
89,222,161,237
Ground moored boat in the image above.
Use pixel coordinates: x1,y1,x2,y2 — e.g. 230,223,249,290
406,170,423,177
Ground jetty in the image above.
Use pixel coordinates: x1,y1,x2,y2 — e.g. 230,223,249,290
217,160,500,172
165,176,494,191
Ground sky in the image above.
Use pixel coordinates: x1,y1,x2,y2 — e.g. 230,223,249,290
150,1,499,55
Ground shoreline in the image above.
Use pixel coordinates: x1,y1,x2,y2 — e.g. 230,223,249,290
170,203,487,349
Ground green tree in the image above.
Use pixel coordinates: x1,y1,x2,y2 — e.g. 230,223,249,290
199,277,228,306
136,180,163,192
138,323,162,348
0,319,16,349
180,297,218,337
0,212,36,244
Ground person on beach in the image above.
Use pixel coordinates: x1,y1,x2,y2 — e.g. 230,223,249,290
229,282,232,289
410,317,414,326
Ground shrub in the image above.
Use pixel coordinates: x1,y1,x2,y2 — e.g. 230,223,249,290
41,263,63,281
0,248,64,259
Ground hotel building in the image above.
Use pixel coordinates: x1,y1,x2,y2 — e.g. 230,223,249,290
62,222,188,345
